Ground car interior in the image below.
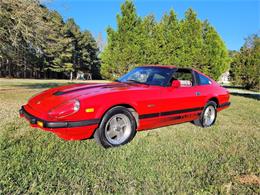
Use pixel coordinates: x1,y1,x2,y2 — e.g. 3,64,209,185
170,68,194,87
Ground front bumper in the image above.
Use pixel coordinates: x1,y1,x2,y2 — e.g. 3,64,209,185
19,106,99,128
19,106,99,140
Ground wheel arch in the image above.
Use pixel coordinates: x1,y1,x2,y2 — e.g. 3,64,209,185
98,104,139,128
208,97,219,107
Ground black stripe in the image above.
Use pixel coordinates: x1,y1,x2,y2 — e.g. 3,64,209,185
53,85,104,96
163,112,201,122
45,119,100,128
139,107,204,120
53,84,125,96
218,102,231,108
139,113,160,119
160,107,203,116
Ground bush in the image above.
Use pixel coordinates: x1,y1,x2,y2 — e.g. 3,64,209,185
230,34,260,90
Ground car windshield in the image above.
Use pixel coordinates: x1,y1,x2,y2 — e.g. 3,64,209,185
117,66,174,86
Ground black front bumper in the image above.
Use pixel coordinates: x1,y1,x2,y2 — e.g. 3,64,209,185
19,106,100,129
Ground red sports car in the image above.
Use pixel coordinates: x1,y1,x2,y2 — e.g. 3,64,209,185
20,65,230,148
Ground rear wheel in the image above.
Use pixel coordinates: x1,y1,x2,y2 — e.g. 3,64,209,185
193,101,217,127
94,106,137,148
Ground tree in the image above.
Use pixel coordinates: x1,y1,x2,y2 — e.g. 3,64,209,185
178,8,203,68
79,31,101,79
159,9,182,65
230,34,260,90
200,21,230,80
101,0,141,80
0,0,51,78
0,0,100,79
101,1,229,81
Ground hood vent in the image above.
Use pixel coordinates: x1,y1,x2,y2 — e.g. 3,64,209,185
53,83,125,96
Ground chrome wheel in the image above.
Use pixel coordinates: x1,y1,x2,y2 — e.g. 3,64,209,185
203,105,216,126
104,114,132,145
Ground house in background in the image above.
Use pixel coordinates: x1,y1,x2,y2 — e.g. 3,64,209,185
219,71,230,85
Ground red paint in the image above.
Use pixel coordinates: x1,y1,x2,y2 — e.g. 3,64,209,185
20,66,230,140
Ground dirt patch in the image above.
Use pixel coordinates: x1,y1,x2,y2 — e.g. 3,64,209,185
236,175,260,185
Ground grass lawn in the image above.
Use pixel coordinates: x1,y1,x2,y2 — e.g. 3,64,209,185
0,78,259,194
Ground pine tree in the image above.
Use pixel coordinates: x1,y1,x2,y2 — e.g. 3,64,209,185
0,0,100,79
179,8,203,67
79,31,101,79
137,15,157,64
159,9,182,65
64,18,81,72
43,11,65,76
101,0,140,80
200,20,230,80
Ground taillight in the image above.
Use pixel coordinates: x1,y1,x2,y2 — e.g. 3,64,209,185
48,100,80,119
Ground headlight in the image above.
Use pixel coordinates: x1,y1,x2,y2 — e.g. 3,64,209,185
48,99,80,119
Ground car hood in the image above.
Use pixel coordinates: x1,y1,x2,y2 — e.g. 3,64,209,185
27,82,145,114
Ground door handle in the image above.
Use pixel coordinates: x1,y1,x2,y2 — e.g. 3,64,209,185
196,92,201,96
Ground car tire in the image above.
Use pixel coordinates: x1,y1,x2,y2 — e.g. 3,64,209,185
192,101,217,128
94,106,137,148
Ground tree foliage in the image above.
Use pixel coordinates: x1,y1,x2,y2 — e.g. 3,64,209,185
101,0,230,80
0,0,100,79
230,34,260,90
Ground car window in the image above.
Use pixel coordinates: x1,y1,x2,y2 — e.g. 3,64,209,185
198,74,212,85
118,67,174,86
127,69,150,83
149,73,167,86
172,70,193,87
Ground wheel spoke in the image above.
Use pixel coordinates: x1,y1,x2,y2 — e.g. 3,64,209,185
107,129,119,139
109,117,117,129
116,130,124,141
117,118,126,129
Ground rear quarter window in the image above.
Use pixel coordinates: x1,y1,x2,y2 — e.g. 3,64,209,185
198,73,212,85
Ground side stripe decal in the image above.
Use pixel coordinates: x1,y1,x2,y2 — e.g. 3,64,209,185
139,102,231,120
139,107,204,119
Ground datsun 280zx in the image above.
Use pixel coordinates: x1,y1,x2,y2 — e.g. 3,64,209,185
19,65,230,148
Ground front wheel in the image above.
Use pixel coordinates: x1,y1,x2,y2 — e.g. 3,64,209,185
192,101,217,127
94,106,137,148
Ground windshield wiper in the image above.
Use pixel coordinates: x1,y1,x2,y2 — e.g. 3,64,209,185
114,79,121,83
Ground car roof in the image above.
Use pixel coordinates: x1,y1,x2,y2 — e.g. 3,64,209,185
140,64,177,69
139,65,202,74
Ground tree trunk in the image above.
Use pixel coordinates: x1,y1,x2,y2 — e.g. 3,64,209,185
8,60,11,77
70,72,73,81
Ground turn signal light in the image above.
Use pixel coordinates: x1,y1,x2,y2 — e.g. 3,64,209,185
37,121,44,127
85,108,94,113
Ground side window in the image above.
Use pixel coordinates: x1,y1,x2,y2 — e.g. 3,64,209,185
173,70,193,87
150,73,167,86
198,73,212,85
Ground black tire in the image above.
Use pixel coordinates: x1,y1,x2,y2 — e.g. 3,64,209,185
94,106,137,148
192,101,217,128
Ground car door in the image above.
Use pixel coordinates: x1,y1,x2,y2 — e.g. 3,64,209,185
159,69,206,126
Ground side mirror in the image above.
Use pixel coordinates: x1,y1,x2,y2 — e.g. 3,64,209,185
172,80,180,88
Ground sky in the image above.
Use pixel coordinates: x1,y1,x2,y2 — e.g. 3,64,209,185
45,0,260,51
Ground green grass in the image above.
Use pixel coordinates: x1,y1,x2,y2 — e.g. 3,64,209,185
0,79,259,194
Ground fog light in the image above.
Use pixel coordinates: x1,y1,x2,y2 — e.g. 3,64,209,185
37,121,44,127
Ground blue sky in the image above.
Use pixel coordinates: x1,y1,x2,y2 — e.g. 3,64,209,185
45,0,260,51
